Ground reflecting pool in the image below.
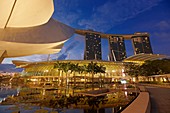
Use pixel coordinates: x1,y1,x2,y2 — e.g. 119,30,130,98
0,80,139,113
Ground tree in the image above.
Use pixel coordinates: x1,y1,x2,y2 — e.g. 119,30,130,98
61,62,72,87
54,62,73,87
125,59,170,82
124,63,141,82
139,59,170,76
70,63,79,86
86,61,106,89
54,61,64,86
97,64,106,87
87,61,96,88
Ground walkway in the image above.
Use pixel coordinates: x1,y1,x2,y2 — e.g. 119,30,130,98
146,86,170,113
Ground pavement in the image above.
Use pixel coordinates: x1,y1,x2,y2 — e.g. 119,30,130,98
145,86,170,113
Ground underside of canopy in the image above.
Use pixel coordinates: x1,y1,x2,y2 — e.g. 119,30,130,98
0,0,54,28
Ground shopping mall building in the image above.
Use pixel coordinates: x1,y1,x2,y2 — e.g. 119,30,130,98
14,55,166,87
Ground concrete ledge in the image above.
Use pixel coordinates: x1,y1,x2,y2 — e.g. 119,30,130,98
122,92,150,113
141,83,170,88
138,85,148,92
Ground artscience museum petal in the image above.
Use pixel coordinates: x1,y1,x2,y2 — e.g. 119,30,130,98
0,0,54,28
0,0,75,63
0,18,75,44
0,18,75,60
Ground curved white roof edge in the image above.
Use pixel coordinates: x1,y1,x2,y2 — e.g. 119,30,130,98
124,53,167,62
0,0,54,28
0,40,66,58
0,18,75,44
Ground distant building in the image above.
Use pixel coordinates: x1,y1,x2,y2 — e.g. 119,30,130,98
84,33,102,60
132,33,153,55
75,30,153,59
108,36,127,61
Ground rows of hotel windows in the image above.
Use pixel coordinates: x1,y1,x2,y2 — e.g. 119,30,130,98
84,33,102,60
84,32,153,61
132,36,153,54
109,36,127,61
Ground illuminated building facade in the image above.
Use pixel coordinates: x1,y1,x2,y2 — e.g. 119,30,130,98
75,30,152,60
108,36,127,61
132,33,153,55
84,33,102,60
14,60,126,86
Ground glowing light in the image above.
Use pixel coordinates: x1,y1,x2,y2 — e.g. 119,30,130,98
163,78,167,81
30,79,38,82
80,79,85,82
125,91,128,97
122,73,126,77
121,79,127,84
44,70,49,72
112,70,116,72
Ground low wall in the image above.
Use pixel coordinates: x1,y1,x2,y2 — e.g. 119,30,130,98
138,85,148,92
121,88,150,113
141,83,170,88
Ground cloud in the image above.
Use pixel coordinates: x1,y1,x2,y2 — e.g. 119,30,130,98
56,34,84,60
2,54,50,64
154,20,170,30
150,20,170,41
78,0,163,32
56,54,67,60
52,0,81,26
153,32,170,41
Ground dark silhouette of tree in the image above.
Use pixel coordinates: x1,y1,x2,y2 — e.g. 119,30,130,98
140,59,170,76
124,63,141,82
125,59,170,82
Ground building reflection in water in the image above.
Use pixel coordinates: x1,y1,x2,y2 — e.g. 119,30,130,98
0,80,139,113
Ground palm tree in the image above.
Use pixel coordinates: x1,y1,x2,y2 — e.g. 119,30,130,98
97,64,106,87
82,65,88,88
77,65,86,87
86,61,103,89
70,63,79,87
61,62,72,87
54,61,64,86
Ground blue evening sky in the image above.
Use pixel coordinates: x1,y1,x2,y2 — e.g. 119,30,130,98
3,0,170,63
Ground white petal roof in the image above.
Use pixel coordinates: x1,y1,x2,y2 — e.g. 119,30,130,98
0,18,75,57
0,18,75,43
0,0,54,28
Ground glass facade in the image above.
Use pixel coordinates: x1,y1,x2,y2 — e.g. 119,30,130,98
109,36,127,61
22,60,126,86
132,36,153,55
84,33,102,60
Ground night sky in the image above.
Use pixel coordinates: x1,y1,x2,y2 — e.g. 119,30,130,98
3,0,170,63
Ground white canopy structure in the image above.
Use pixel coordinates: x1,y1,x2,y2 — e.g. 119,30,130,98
0,0,54,28
123,53,167,64
0,0,75,63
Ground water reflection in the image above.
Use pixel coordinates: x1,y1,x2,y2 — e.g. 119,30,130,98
0,82,139,113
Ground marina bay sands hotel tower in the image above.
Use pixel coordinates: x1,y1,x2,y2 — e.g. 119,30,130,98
75,30,153,61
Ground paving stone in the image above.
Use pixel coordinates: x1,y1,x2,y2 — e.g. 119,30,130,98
146,86,170,113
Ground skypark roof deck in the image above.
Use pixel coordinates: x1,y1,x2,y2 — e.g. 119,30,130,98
75,29,149,39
